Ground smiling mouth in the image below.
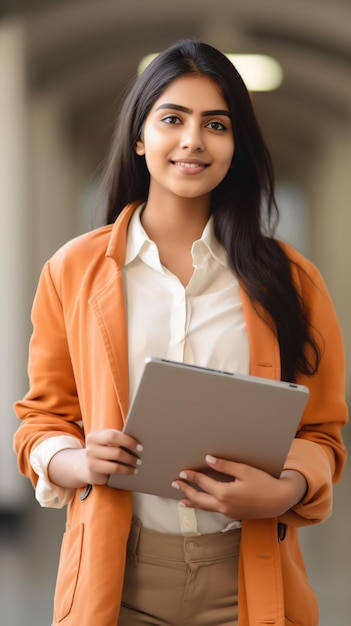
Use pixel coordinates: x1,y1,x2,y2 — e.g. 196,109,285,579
172,160,209,169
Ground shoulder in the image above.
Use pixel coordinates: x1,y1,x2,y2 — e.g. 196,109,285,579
277,240,333,312
278,240,323,284
51,225,113,266
46,202,138,277
278,240,314,271
46,225,113,278
41,225,117,298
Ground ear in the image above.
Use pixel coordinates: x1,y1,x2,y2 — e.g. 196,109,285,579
135,137,145,156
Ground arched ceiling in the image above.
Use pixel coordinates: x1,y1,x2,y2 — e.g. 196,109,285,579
3,0,351,181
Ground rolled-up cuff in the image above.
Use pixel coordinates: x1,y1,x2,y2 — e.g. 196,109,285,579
30,435,84,508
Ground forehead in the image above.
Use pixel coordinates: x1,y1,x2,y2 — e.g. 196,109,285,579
151,74,229,112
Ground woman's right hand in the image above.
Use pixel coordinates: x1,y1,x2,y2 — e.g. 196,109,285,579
85,428,143,484
48,429,142,488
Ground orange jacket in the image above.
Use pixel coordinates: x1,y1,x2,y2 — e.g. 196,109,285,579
14,202,348,626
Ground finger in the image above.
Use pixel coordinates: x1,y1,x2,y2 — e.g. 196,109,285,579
172,468,231,504
86,442,142,474
176,462,236,494
110,431,144,456
205,454,244,479
171,478,219,511
118,444,143,462
177,469,219,495
87,430,143,465
108,457,141,475
105,445,142,469
87,429,143,455
88,448,142,476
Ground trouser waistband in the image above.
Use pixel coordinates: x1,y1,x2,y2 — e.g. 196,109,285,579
127,517,241,564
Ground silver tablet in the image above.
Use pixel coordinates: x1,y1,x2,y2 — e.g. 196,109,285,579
108,357,309,499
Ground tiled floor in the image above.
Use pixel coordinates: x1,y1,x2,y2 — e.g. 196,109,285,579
1,425,350,626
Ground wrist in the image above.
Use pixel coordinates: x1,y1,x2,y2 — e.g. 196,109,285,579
280,469,308,508
48,448,89,489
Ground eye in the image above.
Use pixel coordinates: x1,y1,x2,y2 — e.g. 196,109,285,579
206,120,228,131
161,115,181,125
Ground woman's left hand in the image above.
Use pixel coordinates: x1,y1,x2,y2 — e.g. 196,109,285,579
171,455,307,519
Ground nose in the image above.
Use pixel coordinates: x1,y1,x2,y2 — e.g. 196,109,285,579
180,123,205,152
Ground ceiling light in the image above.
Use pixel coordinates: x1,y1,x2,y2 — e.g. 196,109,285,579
226,54,283,91
138,54,158,75
138,52,283,92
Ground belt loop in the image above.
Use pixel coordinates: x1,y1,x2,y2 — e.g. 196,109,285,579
127,517,142,563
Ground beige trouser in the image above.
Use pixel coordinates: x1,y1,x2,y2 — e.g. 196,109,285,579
119,518,240,626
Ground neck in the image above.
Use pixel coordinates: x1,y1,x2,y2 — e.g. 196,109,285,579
141,194,210,246
140,193,211,287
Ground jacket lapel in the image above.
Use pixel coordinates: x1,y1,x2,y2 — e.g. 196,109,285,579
88,203,140,421
89,269,129,420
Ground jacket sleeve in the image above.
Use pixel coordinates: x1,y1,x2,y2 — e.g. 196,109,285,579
13,261,85,488
280,257,348,526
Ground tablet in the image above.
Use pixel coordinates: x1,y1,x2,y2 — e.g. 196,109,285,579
108,357,309,499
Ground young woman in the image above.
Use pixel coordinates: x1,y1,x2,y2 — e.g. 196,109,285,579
14,39,348,626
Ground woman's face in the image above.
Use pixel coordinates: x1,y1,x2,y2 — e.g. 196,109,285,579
135,74,235,204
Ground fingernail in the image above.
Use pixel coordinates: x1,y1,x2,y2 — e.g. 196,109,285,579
133,468,139,474
136,458,142,466
177,501,186,507
171,481,180,489
206,454,217,464
136,444,143,452
179,471,187,479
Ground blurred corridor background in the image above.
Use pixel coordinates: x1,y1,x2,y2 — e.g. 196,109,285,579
0,1,350,624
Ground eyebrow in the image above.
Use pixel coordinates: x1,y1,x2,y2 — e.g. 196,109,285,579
155,103,231,118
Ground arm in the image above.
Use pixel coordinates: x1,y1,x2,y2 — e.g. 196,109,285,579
48,429,143,489
30,429,143,508
280,260,348,525
14,261,86,487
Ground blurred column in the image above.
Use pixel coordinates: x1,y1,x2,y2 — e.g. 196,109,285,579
0,18,30,507
310,123,351,402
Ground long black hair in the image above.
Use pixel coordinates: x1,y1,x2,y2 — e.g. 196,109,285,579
100,39,321,381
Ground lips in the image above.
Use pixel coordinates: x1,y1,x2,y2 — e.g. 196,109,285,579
171,158,209,173
172,159,208,167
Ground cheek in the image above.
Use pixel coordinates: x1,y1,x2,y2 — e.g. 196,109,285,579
143,126,169,149
223,139,235,164
143,147,166,178
211,134,234,167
